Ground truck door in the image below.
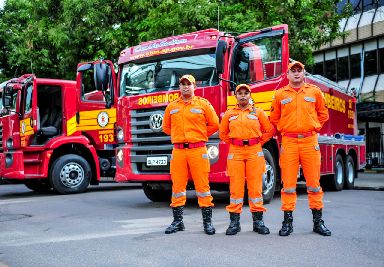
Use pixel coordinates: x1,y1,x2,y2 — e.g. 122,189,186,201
20,77,37,147
75,61,117,146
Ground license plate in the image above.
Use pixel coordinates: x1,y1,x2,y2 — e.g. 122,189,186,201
146,156,168,166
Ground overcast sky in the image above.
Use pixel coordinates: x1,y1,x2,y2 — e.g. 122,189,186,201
0,0,4,9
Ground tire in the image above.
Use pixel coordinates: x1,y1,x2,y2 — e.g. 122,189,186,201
329,154,345,191
142,183,171,202
344,155,355,189
49,154,91,194
262,148,277,204
24,180,52,193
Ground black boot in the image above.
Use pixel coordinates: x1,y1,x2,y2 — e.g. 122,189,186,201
226,213,241,235
201,207,215,235
312,209,331,236
279,211,293,236
165,206,185,234
252,212,270,235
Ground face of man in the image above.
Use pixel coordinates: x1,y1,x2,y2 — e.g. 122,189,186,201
287,66,305,87
235,89,251,107
179,80,195,100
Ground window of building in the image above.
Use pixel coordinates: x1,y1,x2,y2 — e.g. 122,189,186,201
379,48,384,73
337,56,349,80
350,53,361,78
313,62,324,76
364,49,377,76
325,59,336,81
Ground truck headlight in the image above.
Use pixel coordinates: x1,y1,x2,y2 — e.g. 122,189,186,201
116,149,124,162
6,138,13,149
207,145,219,160
117,127,124,143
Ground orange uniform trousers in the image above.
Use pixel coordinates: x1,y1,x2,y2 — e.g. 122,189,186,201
280,134,323,211
170,146,213,208
226,144,267,214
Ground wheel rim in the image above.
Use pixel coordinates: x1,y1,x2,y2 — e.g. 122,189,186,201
59,162,84,188
347,161,354,183
263,161,275,195
336,160,343,184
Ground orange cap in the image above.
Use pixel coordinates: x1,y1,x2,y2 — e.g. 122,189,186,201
179,74,196,84
235,84,251,93
288,61,305,70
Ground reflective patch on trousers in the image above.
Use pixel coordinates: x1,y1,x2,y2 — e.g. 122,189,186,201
314,145,320,151
230,198,244,204
258,151,264,157
202,153,208,159
283,187,296,193
307,186,321,192
249,197,263,204
172,191,187,198
228,154,234,160
196,191,211,197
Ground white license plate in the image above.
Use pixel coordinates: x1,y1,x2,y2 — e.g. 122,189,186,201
146,156,168,166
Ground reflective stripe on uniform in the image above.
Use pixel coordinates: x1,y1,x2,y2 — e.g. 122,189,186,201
229,115,238,121
172,191,186,198
258,151,264,157
307,186,321,192
249,197,263,204
283,187,296,193
304,96,316,102
247,114,258,120
196,191,211,198
230,198,244,204
281,97,292,105
190,108,203,114
170,109,180,115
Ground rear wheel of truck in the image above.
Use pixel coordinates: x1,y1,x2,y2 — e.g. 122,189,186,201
344,155,355,189
24,180,52,193
49,154,91,194
262,148,277,204
142,183,171,202
326,154,345,191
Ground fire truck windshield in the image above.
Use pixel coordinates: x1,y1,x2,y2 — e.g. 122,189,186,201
120,53,218,96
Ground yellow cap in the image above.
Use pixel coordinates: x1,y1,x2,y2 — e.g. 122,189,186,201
288,61,305,70
235,84,251,93
179,74,196,84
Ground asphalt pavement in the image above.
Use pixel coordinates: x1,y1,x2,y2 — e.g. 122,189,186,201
354,171,384,190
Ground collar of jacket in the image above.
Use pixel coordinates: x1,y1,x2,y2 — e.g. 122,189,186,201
284,83,310,92
176,95,198,104
234,104,254,112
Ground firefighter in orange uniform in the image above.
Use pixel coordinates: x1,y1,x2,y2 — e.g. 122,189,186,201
162,74,219,235
220,84,274,235
270,61,331,236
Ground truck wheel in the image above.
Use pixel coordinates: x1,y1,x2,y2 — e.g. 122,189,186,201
49,154,91,194
329,154,345,191
24,180,52,193
142,183,171,202
344,155,355,189
262,148,277,204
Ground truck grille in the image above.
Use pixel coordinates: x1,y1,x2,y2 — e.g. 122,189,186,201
130,107,172,173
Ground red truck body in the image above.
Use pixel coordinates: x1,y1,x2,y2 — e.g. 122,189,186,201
91,25,366,202
0,73,117,193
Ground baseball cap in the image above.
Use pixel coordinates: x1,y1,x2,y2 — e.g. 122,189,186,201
179,74,196,84
288,61,305,70
235,84,251,93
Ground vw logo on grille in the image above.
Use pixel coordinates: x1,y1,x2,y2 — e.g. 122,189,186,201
149,113,163,132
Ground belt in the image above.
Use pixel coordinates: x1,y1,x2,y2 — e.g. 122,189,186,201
284,132,314,138
174,142,206,149
231,138,260,146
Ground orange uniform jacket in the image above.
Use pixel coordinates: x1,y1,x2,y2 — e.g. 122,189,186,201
219,105,274,145
163,96,219,143
270,83,329,134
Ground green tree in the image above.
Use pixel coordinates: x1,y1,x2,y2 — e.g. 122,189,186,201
0,0,351,81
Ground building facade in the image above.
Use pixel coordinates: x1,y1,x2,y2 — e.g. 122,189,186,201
312,0,384,168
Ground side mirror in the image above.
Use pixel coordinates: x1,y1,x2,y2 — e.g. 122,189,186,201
215,40,227,75
77,63,93,72
3,86,14,109
94,63,111,92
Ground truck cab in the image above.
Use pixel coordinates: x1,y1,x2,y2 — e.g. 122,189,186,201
0,71,117,194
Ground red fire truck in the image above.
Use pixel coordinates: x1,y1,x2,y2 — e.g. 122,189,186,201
91,24,366,203
0,69,118,193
